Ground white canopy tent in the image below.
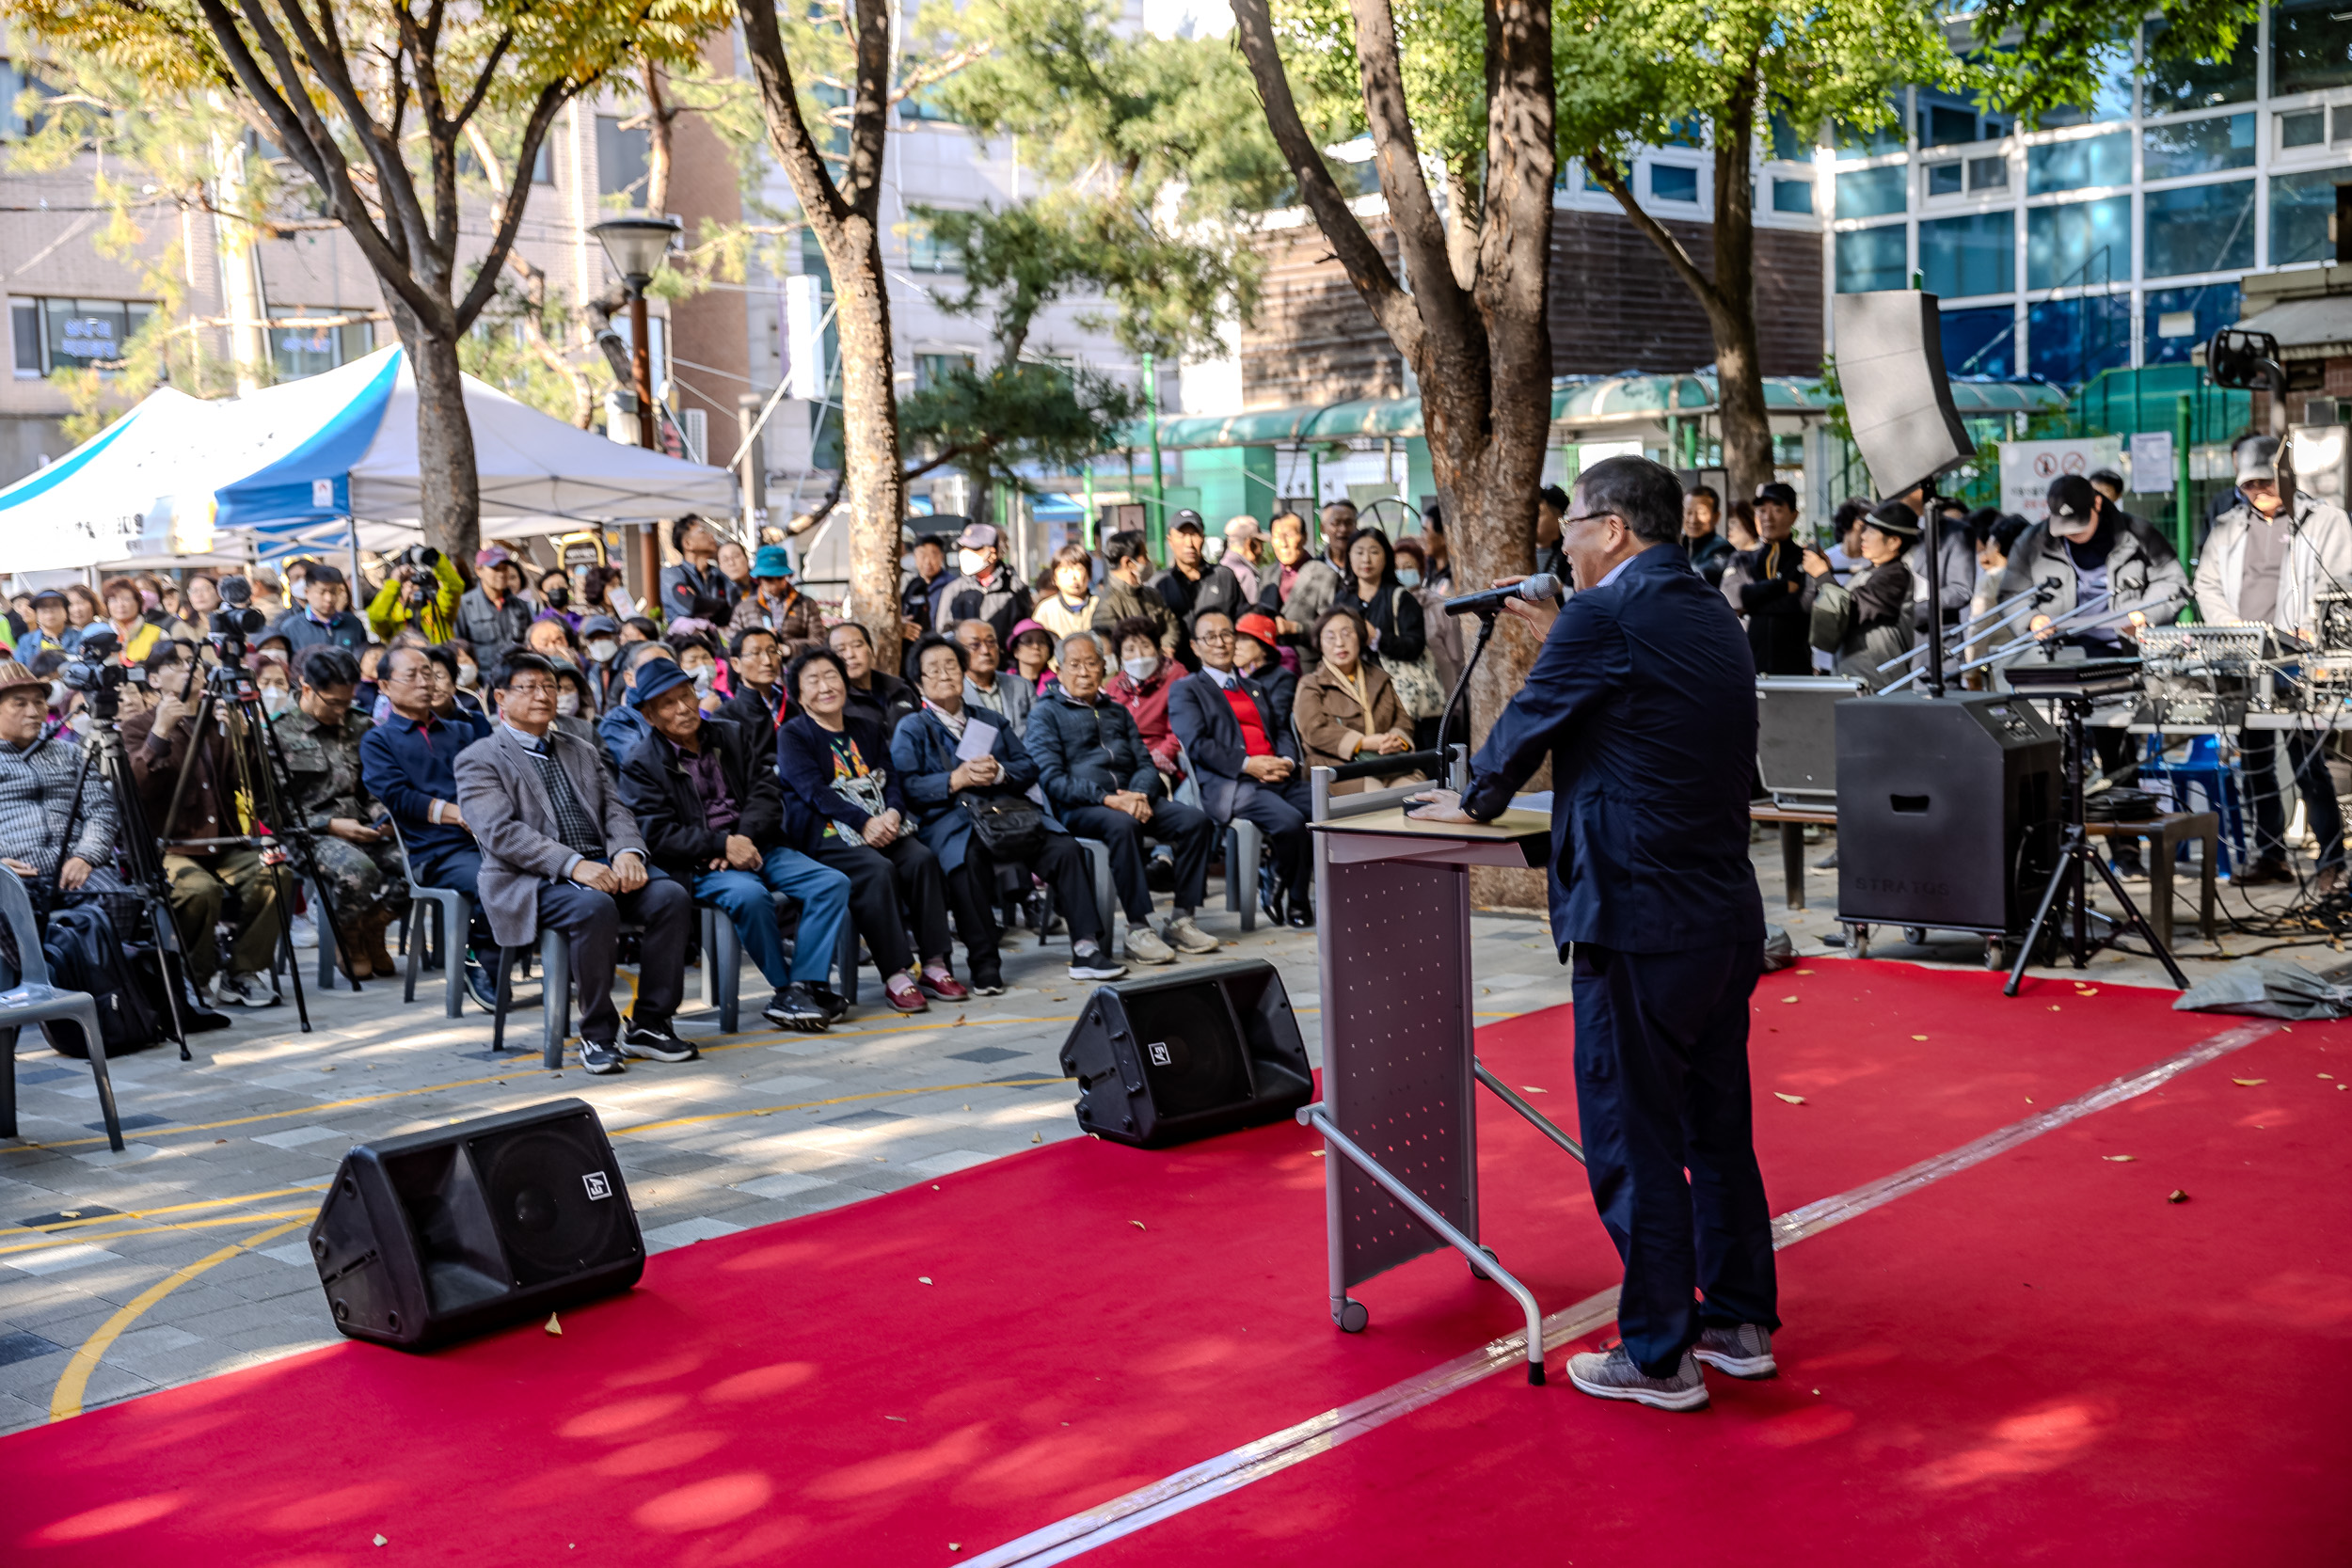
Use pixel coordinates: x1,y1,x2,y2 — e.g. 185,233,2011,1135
0,346,734,574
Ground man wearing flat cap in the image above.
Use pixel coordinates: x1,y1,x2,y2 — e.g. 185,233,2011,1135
1732,482,1819,676
2193,435,2352,890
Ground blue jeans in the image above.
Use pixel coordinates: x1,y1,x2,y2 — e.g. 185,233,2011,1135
691,847,850,990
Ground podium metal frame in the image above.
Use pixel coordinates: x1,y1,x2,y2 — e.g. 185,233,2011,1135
1299,764,1581,1385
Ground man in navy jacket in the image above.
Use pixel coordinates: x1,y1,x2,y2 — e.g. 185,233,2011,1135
1166,609,1313,927
1412,455,1772,1414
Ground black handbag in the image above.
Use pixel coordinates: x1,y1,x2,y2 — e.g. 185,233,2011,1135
960,793,1046,860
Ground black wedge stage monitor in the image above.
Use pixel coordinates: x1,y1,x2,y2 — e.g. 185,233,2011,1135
1834,290,1977,500
308,1099,644,1351
1059,959,1312,1148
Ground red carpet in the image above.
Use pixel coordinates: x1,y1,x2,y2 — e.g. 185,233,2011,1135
7,963,2344,1566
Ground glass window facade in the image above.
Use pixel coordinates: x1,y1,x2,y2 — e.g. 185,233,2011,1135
1921,212,2015,297
2144,180,2256,277
2027,131,2132,194
1649,164,1699,203
38,298,153,372
1941,306,2018,378
2038,46,2137,126
2026,196,2130,290
595,114,649,198
1836,164,1908,218
1835,99,1906,158
1969,156,2010,192
1836,226,1909,293
1771,177,1814,214
2273,0,2352,96
2143,113,2255,178
2271,166,2344,266
2141,19,2259,114
2143,283,2242,365
271,313,373,382
2028,294,2133,385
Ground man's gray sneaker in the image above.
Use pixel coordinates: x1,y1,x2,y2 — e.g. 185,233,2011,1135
1163,914,1221,954
1565,1344,1709,1411
219,972,279,1008
1124,925,1177,965
1692,1323,1776,1379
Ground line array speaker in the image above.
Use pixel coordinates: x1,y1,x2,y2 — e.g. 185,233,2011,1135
308,1099,644,1350
1833,290,1977,499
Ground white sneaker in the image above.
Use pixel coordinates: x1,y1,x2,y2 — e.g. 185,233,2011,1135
289,913,319,950
218,972,280,1008
1163,914,1220,955
1123,925,1177,965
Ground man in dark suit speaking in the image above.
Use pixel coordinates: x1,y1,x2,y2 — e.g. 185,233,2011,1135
1410,454,1773,1412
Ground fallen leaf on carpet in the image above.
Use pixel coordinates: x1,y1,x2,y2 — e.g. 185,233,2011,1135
1521,1085,1548,1094
545,1313,562,1336
1131,1220,1146,1229
1795,969,1814,974
2075,986,2099,995
2322,1073,2335,1080
374,1536,388,1547
919,1276,933,1284
1031,1132,1042,1144
1780,996,1800,1004
1311,1149,1325,1157
2168,1190,2189,1203
1912,1035,1929,1041
2103,1154,2136,1162
1773,1092,1806,1104
2233,1078,2267,1086
950,1547,961,1554
884,1416,906,1421
2026,1098,2034,1103
2049,1006,2061,1011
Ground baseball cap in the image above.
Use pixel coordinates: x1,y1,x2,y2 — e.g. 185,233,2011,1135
1170,509,1205,535
474,546,512,571
2046,474,2099,523
1754,482,1798,509
2234,435,2280,485
955,522,1000,550
628,657,695,710
580,614,621,638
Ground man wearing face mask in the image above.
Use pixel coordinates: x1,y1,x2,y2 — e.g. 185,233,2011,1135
938,522,1033,648
2193,436,2352,890
275,645,408,979
580,615,627,710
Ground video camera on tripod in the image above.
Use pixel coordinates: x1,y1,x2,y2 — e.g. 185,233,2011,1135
56,626,147,723
207,574,268,661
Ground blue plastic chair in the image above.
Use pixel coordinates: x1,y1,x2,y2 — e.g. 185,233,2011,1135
2139,734,2249,877
0,865,123,1152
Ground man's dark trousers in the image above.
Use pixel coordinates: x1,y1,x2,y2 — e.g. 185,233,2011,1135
1061,800,1214,921
535,876,691,1045
1571,940,1777,1376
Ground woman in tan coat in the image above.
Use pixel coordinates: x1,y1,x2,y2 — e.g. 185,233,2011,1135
1295,608,1425,795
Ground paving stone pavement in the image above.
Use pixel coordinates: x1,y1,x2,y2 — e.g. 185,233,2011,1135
4,830,2335,1435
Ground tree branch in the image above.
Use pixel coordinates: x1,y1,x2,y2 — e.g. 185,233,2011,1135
839,0,892,215
1344,0,1467,323
1228,0,1421,357
1585,149,1724,317
454,85,573,331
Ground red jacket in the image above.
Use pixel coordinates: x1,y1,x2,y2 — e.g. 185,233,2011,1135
1104,666,1182,777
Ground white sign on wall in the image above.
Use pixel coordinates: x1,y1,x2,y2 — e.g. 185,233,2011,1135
2129,431,2175,494
1999,436,2123,520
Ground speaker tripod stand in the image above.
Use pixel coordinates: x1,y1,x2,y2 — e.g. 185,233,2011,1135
2004,692,2189,995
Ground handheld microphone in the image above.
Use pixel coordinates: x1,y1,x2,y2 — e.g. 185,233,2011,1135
1443,574,1562,617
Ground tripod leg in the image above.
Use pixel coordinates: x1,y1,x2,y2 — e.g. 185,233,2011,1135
2006,842,2077,997
2085,852,2191,989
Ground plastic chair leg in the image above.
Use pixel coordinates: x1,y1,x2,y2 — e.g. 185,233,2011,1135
718,915,741,1032
1,1025,17,1139
76,997,122,1152
542,928,570,1070
834,920,860,1006
1226,821,1263,932
445,896,469,1019
403,903,424,1005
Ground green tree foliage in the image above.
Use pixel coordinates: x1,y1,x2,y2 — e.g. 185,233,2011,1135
1968,0,2258,126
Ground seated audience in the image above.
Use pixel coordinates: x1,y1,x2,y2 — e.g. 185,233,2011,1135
1167,609,1314,928
666,629,726,714
360,644,500,1009
454,653,695,1074
829,621,917,735
1295,608,1424,795
1101,616,1183,780
718,626,787,737
1025,630,1220,964
0,657,129,911
598,639,678,772
955,618,1032,728
1033,544,1099,641
271,562,372,655
777,646,965,1013
580,615,626,709
1007,619,1057,694
618,657,844,1031
122,641,283,1006
893,634,1126,991
421,643,493,738
1233,611,1296,740
551,663,598,747
276,645,408,980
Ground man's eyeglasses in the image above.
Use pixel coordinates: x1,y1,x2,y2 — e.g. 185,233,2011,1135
505,680,559,698
1562,511,1621,529
1195,630,1235,645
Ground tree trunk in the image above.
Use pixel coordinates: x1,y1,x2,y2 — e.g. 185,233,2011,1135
829,226,908,674
1708,82,1773,502
396,308,483,563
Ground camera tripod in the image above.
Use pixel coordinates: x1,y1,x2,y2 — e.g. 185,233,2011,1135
2004,692,2189,996
154,650,344,1033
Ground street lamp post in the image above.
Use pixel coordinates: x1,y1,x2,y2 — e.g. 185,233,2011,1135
590,214,682,453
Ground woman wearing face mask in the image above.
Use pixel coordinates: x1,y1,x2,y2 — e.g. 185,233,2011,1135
668,633,726,714
254,654,297,720
421,643,493,738
551,664,598,746
1103,616,1184,781
535,569,581,630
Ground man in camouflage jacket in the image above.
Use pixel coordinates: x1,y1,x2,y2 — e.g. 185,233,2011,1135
277,645,408,979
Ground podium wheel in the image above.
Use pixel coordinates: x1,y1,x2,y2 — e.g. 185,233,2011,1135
1336,1298,1369,1333
1903,926,1928,946
1983,937,2004,971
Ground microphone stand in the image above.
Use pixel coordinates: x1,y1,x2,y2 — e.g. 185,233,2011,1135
1436,610,1502,791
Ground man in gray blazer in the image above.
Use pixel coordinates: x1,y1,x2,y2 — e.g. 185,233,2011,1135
453,652,694,1074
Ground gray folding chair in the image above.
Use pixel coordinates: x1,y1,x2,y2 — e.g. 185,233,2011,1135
0,865,123,1152
389,819,470,1019
703,896,863,1030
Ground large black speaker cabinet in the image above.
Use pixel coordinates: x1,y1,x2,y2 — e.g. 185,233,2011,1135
1836,694,2060,936
1834,291,1977,499
1060,959,1311,1148
308,1100,644,1350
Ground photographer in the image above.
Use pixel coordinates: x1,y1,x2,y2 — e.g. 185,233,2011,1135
660,515,739,625
270,563,371,656
120,641,283,1008
365,546,464,645
0,658,127,911
276,645,407,981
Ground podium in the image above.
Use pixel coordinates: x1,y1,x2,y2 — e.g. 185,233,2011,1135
1302,766,1581,1384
